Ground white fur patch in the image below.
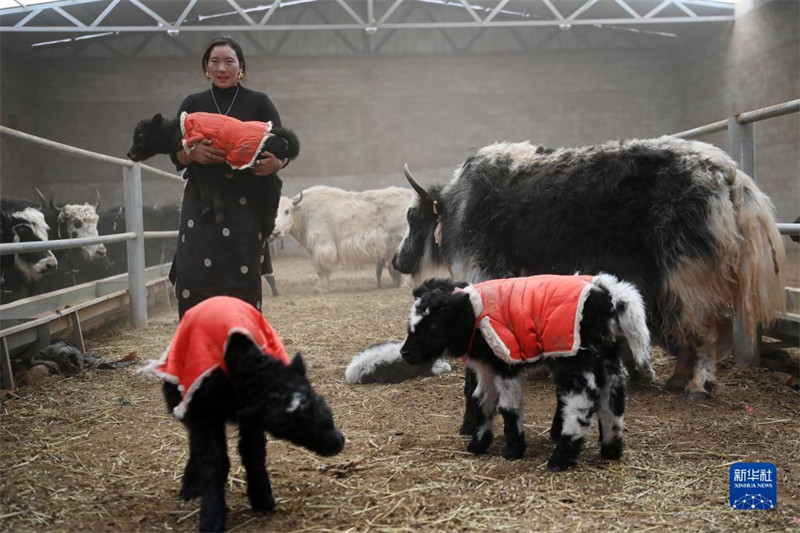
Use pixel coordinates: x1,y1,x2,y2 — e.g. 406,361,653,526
560,391,595,438
343,341,451,384
287,391,305,413
408,298,426,333
15,207,50,241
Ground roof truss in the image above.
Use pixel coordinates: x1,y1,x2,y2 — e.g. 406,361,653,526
0,0,737,34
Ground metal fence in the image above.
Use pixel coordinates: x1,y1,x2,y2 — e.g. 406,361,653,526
0,125,182,327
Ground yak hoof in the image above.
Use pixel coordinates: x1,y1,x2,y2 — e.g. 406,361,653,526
664,375,689,392
600,439,624,460
546,458,577,472
629,365,656,385
502,442,526,460
684,388,712,402
467,431,493,455
250,492,276,514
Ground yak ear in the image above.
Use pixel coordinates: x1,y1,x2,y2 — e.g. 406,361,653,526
224,332,262,377
413,277,461,298
290,352,307,376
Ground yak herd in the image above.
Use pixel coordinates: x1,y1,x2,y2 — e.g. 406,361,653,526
1,134,792,532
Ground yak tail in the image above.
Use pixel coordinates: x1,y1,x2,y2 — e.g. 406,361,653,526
729,169,787,338
593,273,655,381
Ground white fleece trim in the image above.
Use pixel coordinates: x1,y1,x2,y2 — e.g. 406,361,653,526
138,343,178,384
180,112,190,153
228,120,273,170
172,364,220,420
138,327,272,420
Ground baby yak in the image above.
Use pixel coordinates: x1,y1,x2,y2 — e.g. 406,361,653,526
141,296,344,532
127,111,300,168
400,274,652,472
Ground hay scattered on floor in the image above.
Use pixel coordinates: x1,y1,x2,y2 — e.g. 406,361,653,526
1,255,798,532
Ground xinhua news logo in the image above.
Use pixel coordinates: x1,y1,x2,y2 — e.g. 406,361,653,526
729,462,777,510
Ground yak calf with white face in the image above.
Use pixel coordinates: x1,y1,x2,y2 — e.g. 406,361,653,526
401,274,652,471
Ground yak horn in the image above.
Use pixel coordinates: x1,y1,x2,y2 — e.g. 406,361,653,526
404,163,431,201
292,191,304,206
34,187,47,209
49,196,65,212
94,190,102,210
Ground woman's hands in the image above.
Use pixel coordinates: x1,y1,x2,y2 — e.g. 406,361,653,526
251,151,286,176
177,140,286,174
180,139,226,166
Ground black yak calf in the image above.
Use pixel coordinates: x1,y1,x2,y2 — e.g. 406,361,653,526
400,274,652,472
141,296,343,532
127,111,300,168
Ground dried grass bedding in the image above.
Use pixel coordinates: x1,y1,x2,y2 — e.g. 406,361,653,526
1,255,798,532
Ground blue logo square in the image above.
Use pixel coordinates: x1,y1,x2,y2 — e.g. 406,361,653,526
730,462,777,510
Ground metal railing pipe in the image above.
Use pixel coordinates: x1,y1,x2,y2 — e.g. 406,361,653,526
123,163,147,328
671,119,728,140
0,125,183,183
737,99,800,125
0,232,135,255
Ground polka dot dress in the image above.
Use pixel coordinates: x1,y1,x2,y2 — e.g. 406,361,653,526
174,174,280,318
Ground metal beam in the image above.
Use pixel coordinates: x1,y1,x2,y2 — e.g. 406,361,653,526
0,0,737,34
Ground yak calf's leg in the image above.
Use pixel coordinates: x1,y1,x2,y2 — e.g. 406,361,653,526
460,367,480,435
191,422,230,533
597,355,627,460
497,371,527,460
180,445,202,501
549,396,565,443
547,356,600,472
466,363,498,455
238,424,275,513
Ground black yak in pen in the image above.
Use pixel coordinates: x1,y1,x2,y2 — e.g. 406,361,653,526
392,136,786,424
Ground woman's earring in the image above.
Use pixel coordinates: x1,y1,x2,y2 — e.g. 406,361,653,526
237,72,243,80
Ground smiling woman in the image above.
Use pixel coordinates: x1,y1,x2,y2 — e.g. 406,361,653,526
167,36,289,318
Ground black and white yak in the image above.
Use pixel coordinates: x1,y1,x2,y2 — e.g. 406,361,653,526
0,199,58,301
400,273,652,471
392,136,786,408
141,296,344,532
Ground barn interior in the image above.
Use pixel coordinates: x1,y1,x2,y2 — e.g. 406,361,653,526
0,0,797,225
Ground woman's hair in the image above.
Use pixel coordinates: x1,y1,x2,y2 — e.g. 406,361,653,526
201,36,246,77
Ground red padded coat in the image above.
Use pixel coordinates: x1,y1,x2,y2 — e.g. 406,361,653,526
460,275,594,364
141,296,289,419
181,111,273,170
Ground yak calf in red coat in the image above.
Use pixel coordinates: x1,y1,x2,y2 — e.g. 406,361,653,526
401,274,652,472
141,296,343,532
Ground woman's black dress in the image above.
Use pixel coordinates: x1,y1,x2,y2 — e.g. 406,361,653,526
170,84,282,318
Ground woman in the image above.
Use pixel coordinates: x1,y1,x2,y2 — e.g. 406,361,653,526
170,36,286,317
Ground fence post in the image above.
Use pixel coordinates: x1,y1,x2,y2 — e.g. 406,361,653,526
123,163,147,328
727,115,760,366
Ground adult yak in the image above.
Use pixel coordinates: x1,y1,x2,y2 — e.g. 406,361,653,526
392,136,786,409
